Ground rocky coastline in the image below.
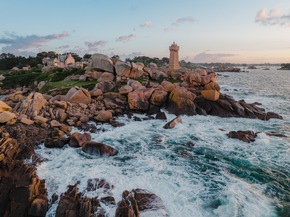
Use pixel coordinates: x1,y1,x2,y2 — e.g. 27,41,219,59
0,53,283,217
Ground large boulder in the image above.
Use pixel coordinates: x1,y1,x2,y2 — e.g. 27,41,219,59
115,61,131,77
204,81,221,91
161,81,175,92
69,132,91,147
0,111,16,123
201,90,220,101
150,90,168,107
0,100,12,112
65,87,91,104
14,92,48,118
128,88,155,111
82,142,118,157
166,88,196,116
129,62,144,78
152,70,168,81
95,110,112,122
97,72,114,82
88,54,114,73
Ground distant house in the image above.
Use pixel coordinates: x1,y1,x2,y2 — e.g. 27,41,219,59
42,53,75,68
43,57,59,67
58,53,75,68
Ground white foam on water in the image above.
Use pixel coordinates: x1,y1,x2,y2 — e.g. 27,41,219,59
36,112,289,217
35,68,290,217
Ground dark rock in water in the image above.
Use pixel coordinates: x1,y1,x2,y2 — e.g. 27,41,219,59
44,137,68,148
227,130,257,143
266,112,282,120
133,116,142,122
100,196,115,205
55,183,98,217
86,178,113,192
163,116,182,129
156,111,167,120
0,127,48,217
195,94,282,121
264,131,287,137
69,132,91,148
195,105,207,116
82,142,118,157
28,195,48,217
115,189,167,217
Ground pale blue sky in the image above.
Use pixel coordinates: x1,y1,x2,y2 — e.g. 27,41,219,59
0,0,290,63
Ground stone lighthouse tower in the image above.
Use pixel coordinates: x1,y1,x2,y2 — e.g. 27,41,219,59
169,42,180,70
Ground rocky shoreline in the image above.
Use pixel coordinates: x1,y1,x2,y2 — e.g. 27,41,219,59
0,54,283,217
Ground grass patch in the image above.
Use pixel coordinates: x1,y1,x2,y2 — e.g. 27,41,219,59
40,80,97,94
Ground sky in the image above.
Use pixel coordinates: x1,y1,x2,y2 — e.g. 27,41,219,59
0,0,290,64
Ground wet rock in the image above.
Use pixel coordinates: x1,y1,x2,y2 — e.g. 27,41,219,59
69,132,91,148
163,116,182,129
82,142,118,157
115,189,167,217
55,184,98,217
28,195,48,217
0,127,48,217
226,130,257,143
44,137,67,148
156,111,167,120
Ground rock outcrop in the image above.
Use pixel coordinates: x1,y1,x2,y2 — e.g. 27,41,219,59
115,189,167,217
0,126,48,217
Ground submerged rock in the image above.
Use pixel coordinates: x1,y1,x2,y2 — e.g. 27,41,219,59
163,116,182,129
226,130,257,143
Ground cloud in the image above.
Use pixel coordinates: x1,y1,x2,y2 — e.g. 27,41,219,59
191,52,236,63
140,21,152,28
255,8,290,26
116,34,136,42
172,16,195,26
0,31,69,56
164,16,195,32
164,27,176,32
110,51,143,61
65,40,108,56
57,45,70,49
85,40,107,50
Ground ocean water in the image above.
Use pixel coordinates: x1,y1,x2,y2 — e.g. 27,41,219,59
35,67,290,217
